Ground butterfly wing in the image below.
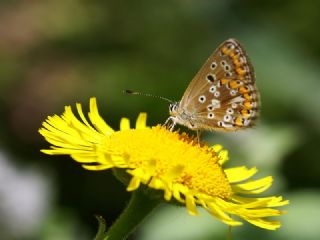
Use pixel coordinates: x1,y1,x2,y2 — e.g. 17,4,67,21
179,38,259,131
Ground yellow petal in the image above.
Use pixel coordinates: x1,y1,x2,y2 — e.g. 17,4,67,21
225,167,257,183
135,113,147,129
88,97,114,134
120,118,130,130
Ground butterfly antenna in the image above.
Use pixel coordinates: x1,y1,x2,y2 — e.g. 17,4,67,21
124,89,173,103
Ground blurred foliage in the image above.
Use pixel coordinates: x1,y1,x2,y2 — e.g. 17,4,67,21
0,0,319,239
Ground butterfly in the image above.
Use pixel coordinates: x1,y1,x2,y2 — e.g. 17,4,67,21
166,38,260,132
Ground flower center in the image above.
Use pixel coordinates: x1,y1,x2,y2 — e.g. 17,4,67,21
106,126,233,199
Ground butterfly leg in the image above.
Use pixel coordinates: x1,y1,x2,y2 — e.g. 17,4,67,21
163,117,176,131
196,130,202,145
163,117,172,129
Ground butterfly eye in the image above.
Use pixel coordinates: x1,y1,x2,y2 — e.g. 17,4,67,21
169,103,177,112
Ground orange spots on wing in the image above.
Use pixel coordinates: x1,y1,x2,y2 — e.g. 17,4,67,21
221,47,230,55
230,51,240,61
241,109,251,118
221,79,230,85
244,101,253,109
239,86,250,93
234,117,243,126
243,93,252,100
233,59,242,67
229,80,242,89
236,67,246,75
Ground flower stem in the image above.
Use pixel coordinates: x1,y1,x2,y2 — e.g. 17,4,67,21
94,215,107,240
105,190,161,240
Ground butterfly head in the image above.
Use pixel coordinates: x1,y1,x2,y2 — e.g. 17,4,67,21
168,102,199,130
169,102,180,117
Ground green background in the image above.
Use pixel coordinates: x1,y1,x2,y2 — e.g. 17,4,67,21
0,0,319,239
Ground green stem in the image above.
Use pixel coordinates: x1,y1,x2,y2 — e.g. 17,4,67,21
105,190,161,240
95,215,107,240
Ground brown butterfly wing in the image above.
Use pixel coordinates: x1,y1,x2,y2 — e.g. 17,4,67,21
179,38,259,131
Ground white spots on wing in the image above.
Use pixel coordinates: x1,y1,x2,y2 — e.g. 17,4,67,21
210,62,217,70
207,113,215,119
251,92,257,99
222,122,234,128
227,43,235,50
251,102,258,108
238,56,245,64
236,80,243,86
217,121,233,129
207,104,214,111
225,72,232,77
226,108,234,114
247,109,255,118
243,65,250,72
224,64,231,72
207,99,220,111
220,59,232,74
209,85,216,93
249,84,256,91
231,103,238,109
214,91,220,97
223,115,232,122
198,95,206,103
230,89,237,96
229,95,245,104
211,99,221,108
243,119,251,127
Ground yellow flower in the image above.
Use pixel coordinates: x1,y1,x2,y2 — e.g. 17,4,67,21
39,97,288,230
